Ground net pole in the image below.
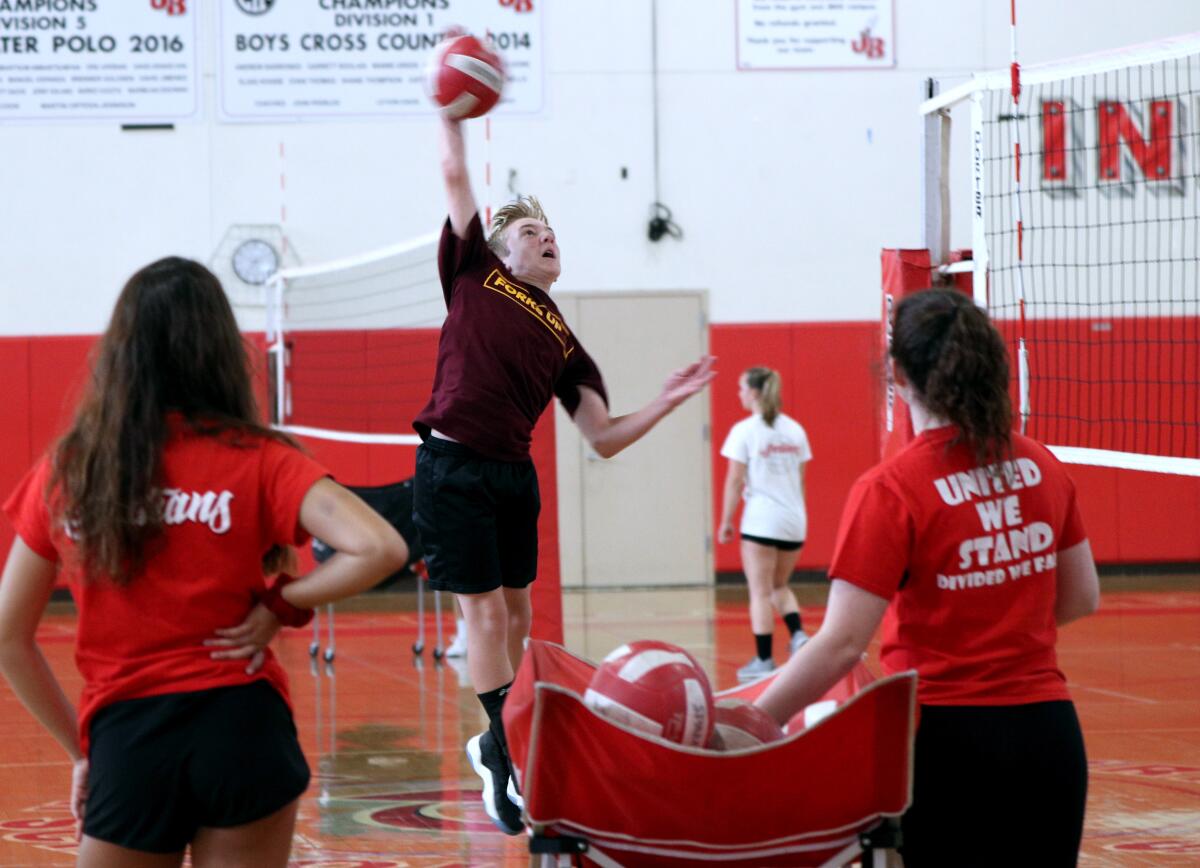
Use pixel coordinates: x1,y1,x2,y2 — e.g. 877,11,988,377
1008,0,1031,433
922,78,949,268
970,89,989,307
485,116,493,227
267,273,287,427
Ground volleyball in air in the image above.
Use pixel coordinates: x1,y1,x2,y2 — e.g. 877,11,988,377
427,33,505,120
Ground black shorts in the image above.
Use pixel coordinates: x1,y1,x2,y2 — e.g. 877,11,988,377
901,700,1087,867
413,436,540,594
740,533,804,552
84,680,310,853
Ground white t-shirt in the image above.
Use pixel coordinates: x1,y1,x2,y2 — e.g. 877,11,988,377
720,412,813,542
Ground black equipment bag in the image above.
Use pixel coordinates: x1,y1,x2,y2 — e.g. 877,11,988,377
311,478,423,587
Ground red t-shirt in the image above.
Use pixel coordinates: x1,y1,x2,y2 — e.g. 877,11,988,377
413,213,608,461
829,427,1087,706
2,421,328,749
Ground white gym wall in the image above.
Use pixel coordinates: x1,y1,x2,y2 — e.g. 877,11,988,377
1,0,1195,335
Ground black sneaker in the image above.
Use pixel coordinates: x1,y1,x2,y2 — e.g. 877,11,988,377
466,730,523,835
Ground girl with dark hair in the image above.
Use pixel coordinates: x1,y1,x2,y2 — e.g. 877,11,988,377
755,289,1099,867
0,258,407,868
718,367,813,682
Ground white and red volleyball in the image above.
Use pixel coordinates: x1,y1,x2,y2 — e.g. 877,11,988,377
582,640,715,747
427,33,505,120
707,699,785,751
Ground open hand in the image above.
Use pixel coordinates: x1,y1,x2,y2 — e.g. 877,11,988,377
205,603,280,674
660,355,717,409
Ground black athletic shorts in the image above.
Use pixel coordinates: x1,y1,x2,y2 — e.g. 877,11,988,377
740,533,804,552
901,700,1088,867
84,680,310,853
413,436,540,594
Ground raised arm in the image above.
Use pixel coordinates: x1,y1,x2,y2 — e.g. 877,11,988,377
571,356,716,459
440,117,478,239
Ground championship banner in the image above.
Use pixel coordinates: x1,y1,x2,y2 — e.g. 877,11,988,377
218,0,544,122
0,0,199,122
735,0,895,71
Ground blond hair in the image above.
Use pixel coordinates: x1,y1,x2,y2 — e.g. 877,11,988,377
744,366,782,426
487,195,551,256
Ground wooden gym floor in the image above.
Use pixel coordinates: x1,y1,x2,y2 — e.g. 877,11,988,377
0,572,1196,866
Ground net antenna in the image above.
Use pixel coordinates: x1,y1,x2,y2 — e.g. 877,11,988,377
265,232,443,446
919,31,1200,477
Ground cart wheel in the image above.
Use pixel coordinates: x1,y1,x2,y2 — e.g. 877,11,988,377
308,640,319,657
323,647,335,663
433,647,444,661
412,641,425,655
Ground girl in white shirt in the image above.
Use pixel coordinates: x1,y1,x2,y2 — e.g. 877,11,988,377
718,367,813,682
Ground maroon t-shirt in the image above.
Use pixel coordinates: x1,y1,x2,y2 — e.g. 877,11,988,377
413,213,608,461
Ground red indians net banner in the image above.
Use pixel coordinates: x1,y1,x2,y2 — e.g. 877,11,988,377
977,48,1200,469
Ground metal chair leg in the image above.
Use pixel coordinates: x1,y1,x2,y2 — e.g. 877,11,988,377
413,569,426,655
323,603,335,662
433,589,445,659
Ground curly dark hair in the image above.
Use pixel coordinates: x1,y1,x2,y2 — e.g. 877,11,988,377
891,289,1013,467
50,257,293,585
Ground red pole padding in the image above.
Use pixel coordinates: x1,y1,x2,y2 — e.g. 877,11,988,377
879,250,975,461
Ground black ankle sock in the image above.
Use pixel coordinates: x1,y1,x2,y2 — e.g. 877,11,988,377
477,682,513,756
784,612,803,635
754,633,773,661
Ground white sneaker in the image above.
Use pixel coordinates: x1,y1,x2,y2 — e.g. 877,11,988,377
736,657,776,682
444,619,468,657
443,655,471,687
789,630,810,654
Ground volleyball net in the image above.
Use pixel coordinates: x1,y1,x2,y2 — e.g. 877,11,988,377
265,232,443,445
920,32,1200,476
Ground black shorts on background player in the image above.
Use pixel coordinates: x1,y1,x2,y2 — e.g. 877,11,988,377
739,533,804,552
84,681,309,853
413,436,540,594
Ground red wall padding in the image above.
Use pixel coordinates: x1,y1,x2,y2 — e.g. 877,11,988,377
0,339,33,552
284,328,440,437
2,329,1196,578
0,332,565,642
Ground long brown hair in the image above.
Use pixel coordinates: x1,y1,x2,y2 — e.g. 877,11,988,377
744,366,782,427
50,257,289,585
890,288,1012,467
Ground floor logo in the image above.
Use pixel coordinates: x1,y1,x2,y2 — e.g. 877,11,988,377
340,786,497,833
